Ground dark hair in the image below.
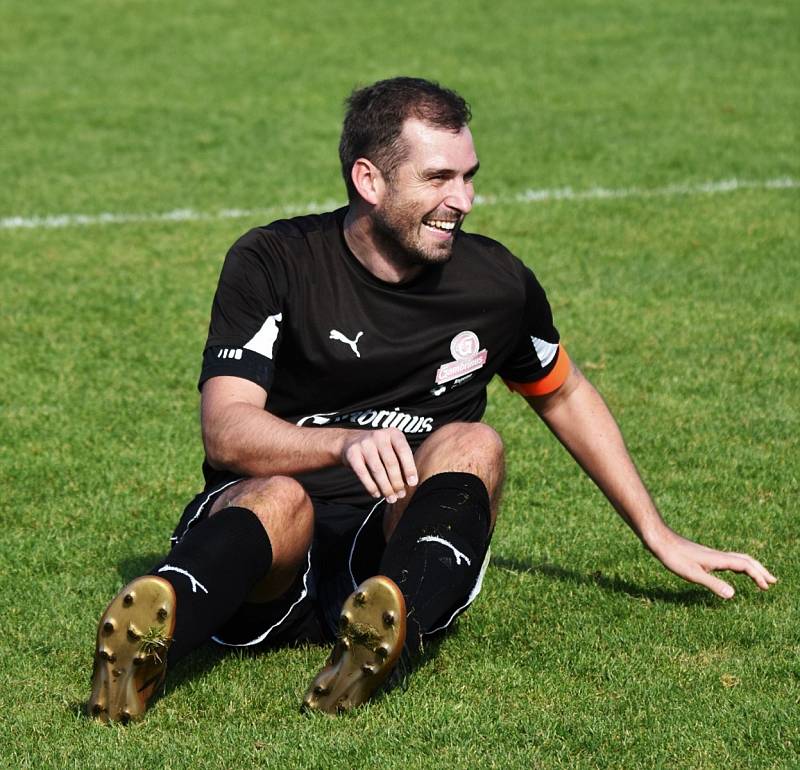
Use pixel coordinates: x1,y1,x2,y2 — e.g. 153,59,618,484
339,76,471,200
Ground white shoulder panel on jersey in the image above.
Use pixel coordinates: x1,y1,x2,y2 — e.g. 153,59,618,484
244,313,283,359
531,336,558,367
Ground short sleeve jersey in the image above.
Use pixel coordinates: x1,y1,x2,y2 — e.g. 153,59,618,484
200,207,568,504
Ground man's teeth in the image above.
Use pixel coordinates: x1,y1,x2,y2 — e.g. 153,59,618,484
424,220,457,231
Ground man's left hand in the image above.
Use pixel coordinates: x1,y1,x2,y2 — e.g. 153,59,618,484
649,532,778,599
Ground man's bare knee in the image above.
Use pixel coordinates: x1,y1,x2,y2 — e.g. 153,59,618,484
383,422,505,534
210,476,313,549
224,475,308,513
441,422,503,463
419,422,504,473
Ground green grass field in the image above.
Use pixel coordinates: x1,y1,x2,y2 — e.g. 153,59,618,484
1,1,798,767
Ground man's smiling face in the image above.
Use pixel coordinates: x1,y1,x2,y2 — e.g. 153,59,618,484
371,118,479,266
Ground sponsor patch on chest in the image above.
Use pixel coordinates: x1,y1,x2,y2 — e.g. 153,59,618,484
435,331,488,385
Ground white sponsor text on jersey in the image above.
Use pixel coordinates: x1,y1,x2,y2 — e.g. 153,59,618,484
297,406,434,434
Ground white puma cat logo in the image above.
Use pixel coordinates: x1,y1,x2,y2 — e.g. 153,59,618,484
329,329,364,358
157,565,209,594
417,536,472,566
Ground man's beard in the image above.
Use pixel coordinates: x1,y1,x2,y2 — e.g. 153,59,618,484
370,194,459,269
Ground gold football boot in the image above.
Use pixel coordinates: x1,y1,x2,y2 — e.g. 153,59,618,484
88,575,176,723
303,575,407,713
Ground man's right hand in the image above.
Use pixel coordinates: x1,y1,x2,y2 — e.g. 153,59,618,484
340,428,418,503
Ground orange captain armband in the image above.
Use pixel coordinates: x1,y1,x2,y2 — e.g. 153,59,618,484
503,344,571,397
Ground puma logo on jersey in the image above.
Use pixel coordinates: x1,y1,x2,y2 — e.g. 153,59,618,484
329,329,364,358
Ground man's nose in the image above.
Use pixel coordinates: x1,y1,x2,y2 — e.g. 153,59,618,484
445,178,474,214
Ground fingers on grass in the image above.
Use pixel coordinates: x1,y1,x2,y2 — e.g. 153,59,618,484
728,553,778,587
697,571,735,600
715,553,776,591
697,552,777,594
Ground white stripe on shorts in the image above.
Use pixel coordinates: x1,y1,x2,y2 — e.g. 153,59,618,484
171,477,243,545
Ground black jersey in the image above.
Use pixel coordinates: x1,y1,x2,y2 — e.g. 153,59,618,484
199,207,569,504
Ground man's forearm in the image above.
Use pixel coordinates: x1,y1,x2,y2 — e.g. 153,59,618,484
200,376,416,499
528,366,674,551
203,400,350,477
527,364,777,597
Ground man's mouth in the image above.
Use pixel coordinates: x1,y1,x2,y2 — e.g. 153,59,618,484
422,217,459,233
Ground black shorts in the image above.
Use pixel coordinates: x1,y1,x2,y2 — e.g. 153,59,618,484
170,479,388,649
170,478,491,650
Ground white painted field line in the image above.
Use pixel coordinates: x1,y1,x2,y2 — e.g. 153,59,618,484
494,176,799,205
1,177,797,231
0,199,344,231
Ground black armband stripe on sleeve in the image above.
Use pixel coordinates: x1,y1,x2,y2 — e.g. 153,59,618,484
197,346,275,392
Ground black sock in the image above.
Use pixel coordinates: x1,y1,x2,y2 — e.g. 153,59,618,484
149,506,273,664
378,472,491,654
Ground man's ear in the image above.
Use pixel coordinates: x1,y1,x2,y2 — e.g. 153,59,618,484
350,158,385,205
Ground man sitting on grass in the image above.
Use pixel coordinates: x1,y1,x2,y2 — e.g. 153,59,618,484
88,76,776,722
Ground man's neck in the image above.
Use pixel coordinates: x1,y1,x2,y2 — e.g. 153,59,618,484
342,205,423,285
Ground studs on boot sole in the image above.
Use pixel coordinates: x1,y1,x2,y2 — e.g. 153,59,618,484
382,611,395,627
376,644,390,659
354,591,367,605
89,578,178,725
99,648,116,663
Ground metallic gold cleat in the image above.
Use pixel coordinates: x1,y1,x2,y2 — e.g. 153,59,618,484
302,576,406,714
87,576,176,724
